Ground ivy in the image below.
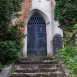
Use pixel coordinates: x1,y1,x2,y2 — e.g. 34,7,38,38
0,0,25,64
54,0,77,75
54,0,77,31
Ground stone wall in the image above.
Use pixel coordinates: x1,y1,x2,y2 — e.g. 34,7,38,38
23,0,63,57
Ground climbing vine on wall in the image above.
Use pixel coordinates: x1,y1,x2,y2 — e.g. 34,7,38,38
0,0,32,64
54,0,77,75
14,0,32,36
17,0,32,23
54,0,77,31
51,0,55,8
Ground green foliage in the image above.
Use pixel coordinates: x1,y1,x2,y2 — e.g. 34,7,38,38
54,0,77,31
73,24,77,29
54,0,77,75
0,0,23,37
73,24,77,34
0,0,25,65
0,40,23,64
7,21,26,40
57,33,77,75
58,46,77,74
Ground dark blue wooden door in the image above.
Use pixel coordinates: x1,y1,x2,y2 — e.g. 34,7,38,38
27,14,47,57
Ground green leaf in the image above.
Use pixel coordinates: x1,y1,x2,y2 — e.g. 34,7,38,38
73,24,77,29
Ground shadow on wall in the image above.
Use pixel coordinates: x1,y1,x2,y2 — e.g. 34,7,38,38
53,34,63,55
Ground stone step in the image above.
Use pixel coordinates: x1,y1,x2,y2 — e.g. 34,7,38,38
14,64,59,69
10,72,63,77
21,57,54,61
18,60,58,64
10,57,64,77
14,68,60,73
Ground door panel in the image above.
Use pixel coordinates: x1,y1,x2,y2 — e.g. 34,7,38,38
27,14,47,57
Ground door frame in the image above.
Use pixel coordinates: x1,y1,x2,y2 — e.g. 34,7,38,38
27,13,47,57
23,9,53,57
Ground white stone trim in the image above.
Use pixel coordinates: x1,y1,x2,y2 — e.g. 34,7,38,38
23,9,53,57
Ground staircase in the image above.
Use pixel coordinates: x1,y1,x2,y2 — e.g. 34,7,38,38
10,57,64,77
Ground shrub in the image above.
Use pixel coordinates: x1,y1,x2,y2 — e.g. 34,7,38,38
0,0,25,64
57,32,77,74
0,40,23,64
58,45,77,74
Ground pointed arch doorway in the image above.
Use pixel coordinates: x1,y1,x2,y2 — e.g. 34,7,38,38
27,13,47,57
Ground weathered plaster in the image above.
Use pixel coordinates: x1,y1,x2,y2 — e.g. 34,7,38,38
23,0,63,57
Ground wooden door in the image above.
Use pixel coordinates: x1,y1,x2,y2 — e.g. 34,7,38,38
27,14,47,57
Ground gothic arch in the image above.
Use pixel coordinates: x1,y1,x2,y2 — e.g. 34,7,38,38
27,9,49,24
23,9,52,57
